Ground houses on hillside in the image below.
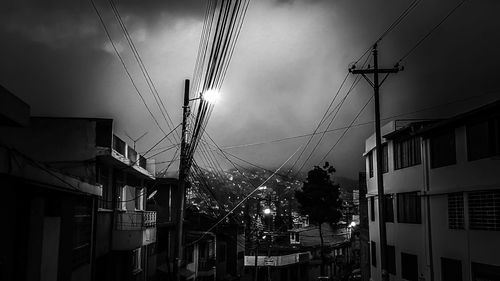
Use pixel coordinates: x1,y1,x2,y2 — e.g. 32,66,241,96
364,100,500,281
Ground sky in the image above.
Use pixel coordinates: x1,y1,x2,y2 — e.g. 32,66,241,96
1,0,499,181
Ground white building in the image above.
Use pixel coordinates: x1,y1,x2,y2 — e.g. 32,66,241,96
364,100,500,281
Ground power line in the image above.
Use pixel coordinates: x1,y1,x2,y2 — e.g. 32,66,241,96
107,0,180,145
287,73,350,175
185,143,304,247
397,0,467,63
219,91,500,150
88,0,169,137
291,53,371,176
354,0,422,64
294,73,365,175
319,94,374,164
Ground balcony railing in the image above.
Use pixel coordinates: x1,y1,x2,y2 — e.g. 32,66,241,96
111,135,152,173
115,210,157,230
143,211,156,228
113,135,127,156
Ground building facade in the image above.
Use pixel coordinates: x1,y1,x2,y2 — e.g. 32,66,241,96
0,87,158,281
365,101,500,281
0,87,102,281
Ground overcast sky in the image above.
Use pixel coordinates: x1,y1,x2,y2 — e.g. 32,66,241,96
1,0,499,180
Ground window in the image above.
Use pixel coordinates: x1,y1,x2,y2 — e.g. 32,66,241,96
472,262,500,281
135,188,144,210
468,190,500,231
385,195,394,223
467,117,500,161
132,248,142,273
120,186,127,210
371,241,377,267
368,151,374,178
387,245,396,275
448,193,464,229
97,166,112,209
441,258,462,281
401,252,418,281
394,137,421,170
371,197,376,221
397,192,421,224
430,130,456,168
382,144,389,173
72,198,92,268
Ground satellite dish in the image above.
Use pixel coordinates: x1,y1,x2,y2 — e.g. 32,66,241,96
147,190,158,200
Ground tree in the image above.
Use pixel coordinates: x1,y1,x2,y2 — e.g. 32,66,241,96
295,162,343,275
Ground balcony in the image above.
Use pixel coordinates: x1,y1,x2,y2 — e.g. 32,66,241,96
96,133,155,179
244,252,310,267
112,210,157,251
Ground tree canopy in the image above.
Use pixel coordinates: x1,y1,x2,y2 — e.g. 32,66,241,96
295,162,343,227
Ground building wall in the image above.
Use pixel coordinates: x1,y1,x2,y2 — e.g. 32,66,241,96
0,117,101,183
428,126,500,194
366,118,500,281
425,126,500,281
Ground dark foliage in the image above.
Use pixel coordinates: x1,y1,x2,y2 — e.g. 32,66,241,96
295,163,343,226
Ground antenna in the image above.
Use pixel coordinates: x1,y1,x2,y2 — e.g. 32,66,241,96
124,131,148,150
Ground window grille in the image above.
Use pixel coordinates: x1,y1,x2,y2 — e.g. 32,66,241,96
448,193,464,229
468,190,500,231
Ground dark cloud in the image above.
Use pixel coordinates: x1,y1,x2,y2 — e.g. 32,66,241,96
1,0,500,180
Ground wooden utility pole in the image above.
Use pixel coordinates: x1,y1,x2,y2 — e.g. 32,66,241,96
174,79,190,281
254,199,260,281
349,44,401,281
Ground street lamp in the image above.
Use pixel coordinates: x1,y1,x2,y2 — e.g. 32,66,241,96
189,89,220,104
202,89,220,104
263,208,271,215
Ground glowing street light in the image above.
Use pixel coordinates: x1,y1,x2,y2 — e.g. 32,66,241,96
349,221,357,228
203,89,220,104
263,208,271,215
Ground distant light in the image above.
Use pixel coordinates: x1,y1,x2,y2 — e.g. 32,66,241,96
263,208,271,215
258,186,267,190
203,89,220,104
349,221,357,228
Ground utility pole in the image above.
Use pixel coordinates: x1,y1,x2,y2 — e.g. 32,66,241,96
254,199,260,281
174,79,190,281
267,194,272,281
349,44,401,281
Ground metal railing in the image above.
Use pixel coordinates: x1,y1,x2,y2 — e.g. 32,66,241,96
115,210,156,230
143,211,156,228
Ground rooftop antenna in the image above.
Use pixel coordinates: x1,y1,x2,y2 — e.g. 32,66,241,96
124,131,148,150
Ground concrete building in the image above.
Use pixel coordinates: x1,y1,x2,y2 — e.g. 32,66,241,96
0,86,158,281
365,100,500,281
0,86,102,281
